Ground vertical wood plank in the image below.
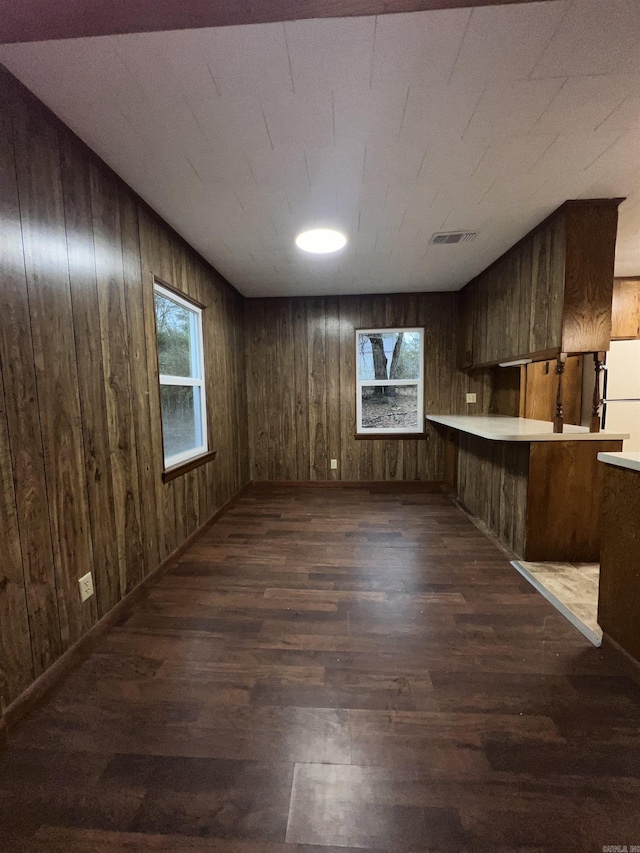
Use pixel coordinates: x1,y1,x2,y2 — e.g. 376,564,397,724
369,295,386,481
12,103,97,648
0,361,33,710
356,297,373,481
292,298,310,480
176,248,201,529
264,300,280,481
137,206,169,561
233,291,250,489
325,297,341,481
59,133,120,618
155,226,180,554
120,187,160,577
217,284,236,503
0,81,61,674
246,299,267,482
276,299,296,481
195,259,216,519
339,296,359,481
383,296,405,481
90,162,144,596
416,294,432,481
402,293,420,481
308,298,328,481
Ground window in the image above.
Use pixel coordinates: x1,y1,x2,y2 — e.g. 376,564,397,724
356,328,424,435
154,281,208,470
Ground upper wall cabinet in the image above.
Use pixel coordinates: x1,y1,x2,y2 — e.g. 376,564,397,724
458,200,622,369
611,277,640,340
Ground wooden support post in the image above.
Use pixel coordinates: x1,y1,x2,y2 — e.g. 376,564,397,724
553,353,567,433
518,364,527,419
590,351,605,433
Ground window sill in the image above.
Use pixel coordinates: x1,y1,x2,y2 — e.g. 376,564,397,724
354,432,428,440
162,449,217,483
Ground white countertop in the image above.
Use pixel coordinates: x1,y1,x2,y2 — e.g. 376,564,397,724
597,451,640,473
426,414,630,443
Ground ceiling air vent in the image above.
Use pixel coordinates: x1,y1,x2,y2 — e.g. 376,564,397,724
430,231,477,245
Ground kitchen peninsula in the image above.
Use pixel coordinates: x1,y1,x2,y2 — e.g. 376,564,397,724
428,415,628,562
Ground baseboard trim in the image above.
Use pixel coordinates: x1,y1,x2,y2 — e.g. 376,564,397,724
249,480,443,491
1,480,252,739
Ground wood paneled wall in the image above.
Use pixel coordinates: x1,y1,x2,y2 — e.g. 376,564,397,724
457,433,530,556
0,69,249,712
245,293,492,482
459,200,621,368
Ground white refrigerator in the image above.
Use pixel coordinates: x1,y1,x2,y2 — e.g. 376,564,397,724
603,339,640,452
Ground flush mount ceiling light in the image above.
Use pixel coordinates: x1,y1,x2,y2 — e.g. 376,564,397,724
295,228,347,254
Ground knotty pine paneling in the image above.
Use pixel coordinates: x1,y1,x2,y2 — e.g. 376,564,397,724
0,67,249,713
245,294,492,482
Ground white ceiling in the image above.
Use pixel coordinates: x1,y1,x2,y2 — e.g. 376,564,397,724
1,0,639,297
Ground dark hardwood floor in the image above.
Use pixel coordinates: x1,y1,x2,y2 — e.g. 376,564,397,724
2,483,640,852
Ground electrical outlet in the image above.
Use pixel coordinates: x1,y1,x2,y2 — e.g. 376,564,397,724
466,393,477,404
78,572,94,603
330,458,338,470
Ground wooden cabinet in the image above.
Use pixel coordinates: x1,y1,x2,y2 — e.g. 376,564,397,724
598,461,640,663
611,277,640,340
459,200,621,368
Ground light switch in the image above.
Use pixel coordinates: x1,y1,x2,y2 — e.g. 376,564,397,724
330,458,338,470
466,393,477,404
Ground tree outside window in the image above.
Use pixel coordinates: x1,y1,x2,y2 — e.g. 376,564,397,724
356,328,424,435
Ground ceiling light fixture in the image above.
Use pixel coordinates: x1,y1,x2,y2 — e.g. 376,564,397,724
295,228,347,254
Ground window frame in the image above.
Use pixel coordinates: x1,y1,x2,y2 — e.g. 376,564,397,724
153,278,210,475
355,326,425,437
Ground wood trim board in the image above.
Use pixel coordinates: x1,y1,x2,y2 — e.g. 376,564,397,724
2,0,552,45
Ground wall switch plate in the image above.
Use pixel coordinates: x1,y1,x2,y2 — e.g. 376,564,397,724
466,393,477,404
78,572,94,603
330,458,338,470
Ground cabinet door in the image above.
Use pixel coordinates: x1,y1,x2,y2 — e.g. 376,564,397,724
516,239,533,358
530,218,564,355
